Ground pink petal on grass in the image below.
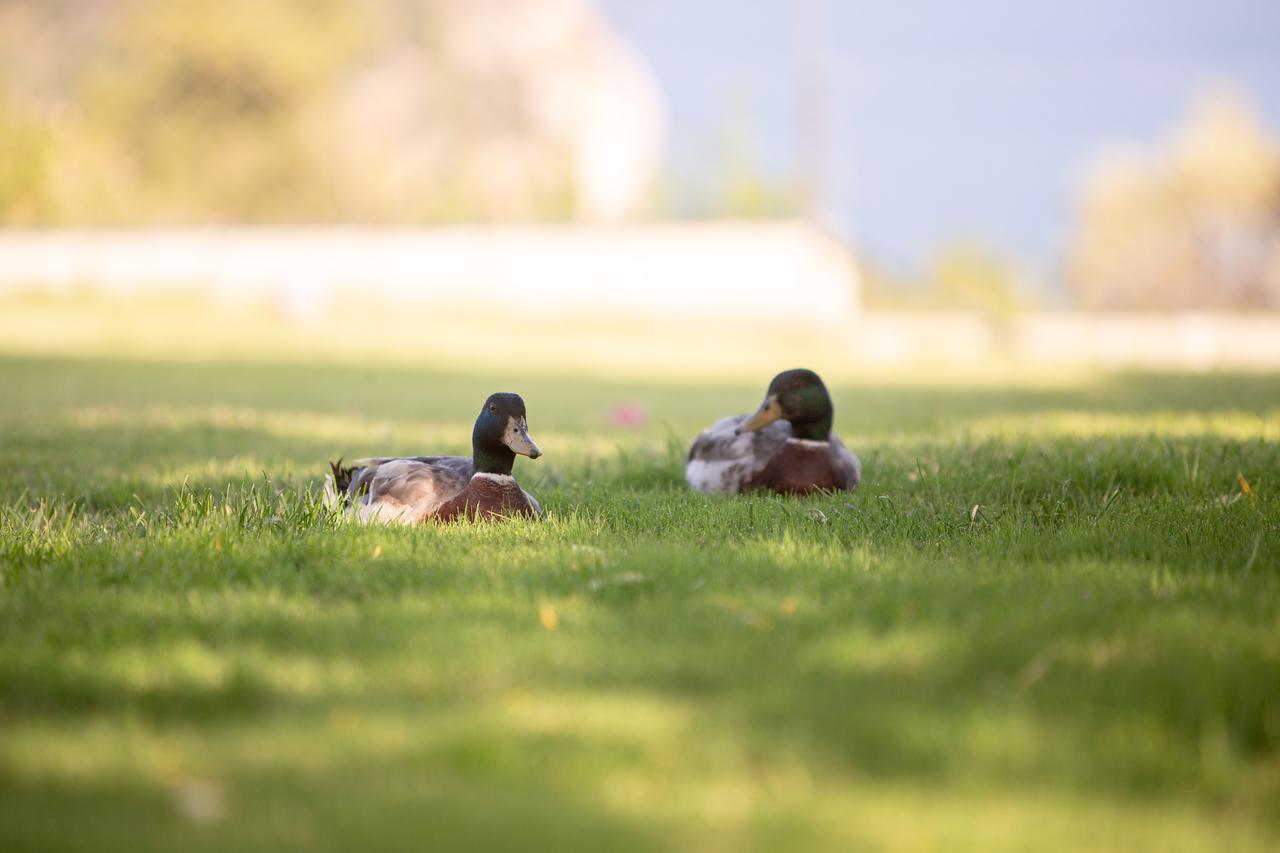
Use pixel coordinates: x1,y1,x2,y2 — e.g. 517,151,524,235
608,402,649,427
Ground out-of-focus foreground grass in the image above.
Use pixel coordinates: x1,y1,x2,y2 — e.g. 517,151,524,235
0,295,1278,851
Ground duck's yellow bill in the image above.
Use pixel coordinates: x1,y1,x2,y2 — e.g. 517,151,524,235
736,396,782,434
503,417,543,459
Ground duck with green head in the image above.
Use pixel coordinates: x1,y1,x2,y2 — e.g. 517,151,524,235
328,392,544,522
686,369,861,495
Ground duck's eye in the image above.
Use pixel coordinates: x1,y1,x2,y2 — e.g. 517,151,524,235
488,405,497,413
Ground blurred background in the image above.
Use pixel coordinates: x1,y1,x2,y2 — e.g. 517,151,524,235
2,0,1279,374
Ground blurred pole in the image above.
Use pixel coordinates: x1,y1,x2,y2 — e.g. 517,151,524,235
795,0,830,223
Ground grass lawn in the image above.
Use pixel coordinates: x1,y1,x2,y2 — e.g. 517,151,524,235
1,351,1278,851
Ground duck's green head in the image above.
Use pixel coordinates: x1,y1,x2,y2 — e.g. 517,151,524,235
472,392,542,476
736,368,834,441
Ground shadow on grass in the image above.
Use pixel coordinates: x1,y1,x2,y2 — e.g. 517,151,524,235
2,353,1278,429
0,759,670,853
2,547,1277,815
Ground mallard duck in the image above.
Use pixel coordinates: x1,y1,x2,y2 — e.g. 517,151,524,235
686,369,861,495
328,392,543,523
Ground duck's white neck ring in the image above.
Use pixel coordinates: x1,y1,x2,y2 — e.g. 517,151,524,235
473,472,516,483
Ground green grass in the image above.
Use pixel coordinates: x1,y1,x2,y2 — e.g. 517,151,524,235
1,353,1278,851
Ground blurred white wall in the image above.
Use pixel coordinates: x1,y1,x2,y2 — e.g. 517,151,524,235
6,225,1280,370
0,223,858,328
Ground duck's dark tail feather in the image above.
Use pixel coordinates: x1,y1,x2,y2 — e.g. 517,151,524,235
327,457,360,508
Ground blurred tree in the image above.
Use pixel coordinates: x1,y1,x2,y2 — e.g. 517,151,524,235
1069,85,1280,310
80,0,363,221
930,243,1024,316
717,131,802,219
858,243,1028,315
0,96,55,223
0,0,662,224
326,0,661,222
658,94,801,219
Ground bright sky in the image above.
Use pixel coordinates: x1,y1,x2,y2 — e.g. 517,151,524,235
595,0,1280,274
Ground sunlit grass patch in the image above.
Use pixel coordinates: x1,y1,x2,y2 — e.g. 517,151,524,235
956,408,1280,443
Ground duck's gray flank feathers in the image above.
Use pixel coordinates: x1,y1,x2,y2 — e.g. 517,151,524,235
685,415,861,494
685,415,791,494
328,455,476,523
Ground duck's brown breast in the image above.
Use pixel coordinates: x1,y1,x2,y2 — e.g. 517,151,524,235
431,474,538,522
745,440,850,496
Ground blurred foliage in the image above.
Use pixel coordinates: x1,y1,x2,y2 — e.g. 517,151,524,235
0,94,56,222
930,243,1025,316
653,94,801,220
716,151,802,219
0,0,657,224
861,242,1028,315
0,0,359,223
1069,85,1280,311
713,103,802,218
